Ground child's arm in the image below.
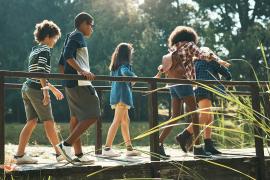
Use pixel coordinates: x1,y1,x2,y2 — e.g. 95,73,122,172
47,83,64,100
40,79,50,106
213,62,232,80
154,65,164,78
120,65,137,86
67,59,95,80
189,43,230,67
63,34,95,80
37,51,64,102
58,65,64,74
36,51,51,105
120,65,136,77
154,53,172,78
154,71,163,78
58,55,65,74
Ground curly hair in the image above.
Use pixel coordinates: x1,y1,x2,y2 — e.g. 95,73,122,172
168,26,199,48
109,43,134,71
33,20,61,43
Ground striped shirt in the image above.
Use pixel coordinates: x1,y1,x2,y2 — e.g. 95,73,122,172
26,44,51,89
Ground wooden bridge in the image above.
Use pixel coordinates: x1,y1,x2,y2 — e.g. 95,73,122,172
0,70,270,179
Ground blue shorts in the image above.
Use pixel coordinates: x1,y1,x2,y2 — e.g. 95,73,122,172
169,85,194,99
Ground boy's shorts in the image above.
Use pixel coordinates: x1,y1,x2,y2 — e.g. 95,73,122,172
21,83,54,122
169,85,194,99
65,86,101,121
111,102,130,110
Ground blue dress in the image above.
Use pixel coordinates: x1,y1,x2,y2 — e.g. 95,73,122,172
110,64,136,108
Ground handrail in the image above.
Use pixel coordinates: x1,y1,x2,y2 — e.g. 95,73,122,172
0,70,268,179
0,70,269,86
3,83,268,96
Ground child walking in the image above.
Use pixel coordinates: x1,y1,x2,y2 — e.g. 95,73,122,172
155,26,230,157
102,43,140,157
57,12,101,164
14,20,64,164
193,47,232,154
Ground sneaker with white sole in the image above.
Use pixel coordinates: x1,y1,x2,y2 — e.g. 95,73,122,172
56,154,65,162
73,155,95,165
14,154,38,164
126,149,141,156
102,149,121,157
56,142,73,162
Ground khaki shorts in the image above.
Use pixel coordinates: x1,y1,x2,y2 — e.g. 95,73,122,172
65,86,101,121
21,83,54,122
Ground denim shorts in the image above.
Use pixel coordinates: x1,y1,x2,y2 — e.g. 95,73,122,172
169,85,194,99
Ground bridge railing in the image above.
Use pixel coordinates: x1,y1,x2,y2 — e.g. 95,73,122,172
0,70,269,179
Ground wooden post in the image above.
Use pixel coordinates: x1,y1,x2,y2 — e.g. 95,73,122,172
148,81,160,178
261,93,270,146
0,75,4,165
95,90,102,155
168,96,172,118
251,85,265,180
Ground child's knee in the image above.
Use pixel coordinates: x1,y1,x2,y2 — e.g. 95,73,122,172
27,119,38,127
200,113,212,123
43,120,55,127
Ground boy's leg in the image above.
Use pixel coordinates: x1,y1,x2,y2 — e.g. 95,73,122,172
65,118,96,145
105,105,125,147
43,120,61,155
16,119,37,156
159,98,183,143
183,96,200,145
70,116,82,155
198,99,213,139
198,98,221,154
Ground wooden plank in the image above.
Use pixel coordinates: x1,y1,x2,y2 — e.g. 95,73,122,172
251,84,266,180
0,75,4,166
148,81,160,178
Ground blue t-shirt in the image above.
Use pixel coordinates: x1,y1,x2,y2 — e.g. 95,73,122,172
59,30,91,88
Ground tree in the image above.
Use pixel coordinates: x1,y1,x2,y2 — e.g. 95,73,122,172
193,0,270,80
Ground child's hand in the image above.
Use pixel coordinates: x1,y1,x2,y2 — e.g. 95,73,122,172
42,91,51,106
80,70,95,81
51,88,64,100
154,71,162,78
218,59,231,68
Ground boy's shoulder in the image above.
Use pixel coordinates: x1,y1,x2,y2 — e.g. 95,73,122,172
68,30,84,42
30,45,50,58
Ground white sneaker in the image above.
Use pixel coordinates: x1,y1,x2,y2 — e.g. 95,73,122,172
56,142,73,162
73,155,95,165
56,154,65,162
15,154,38,164
102,149,121,157
126,149,141,156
